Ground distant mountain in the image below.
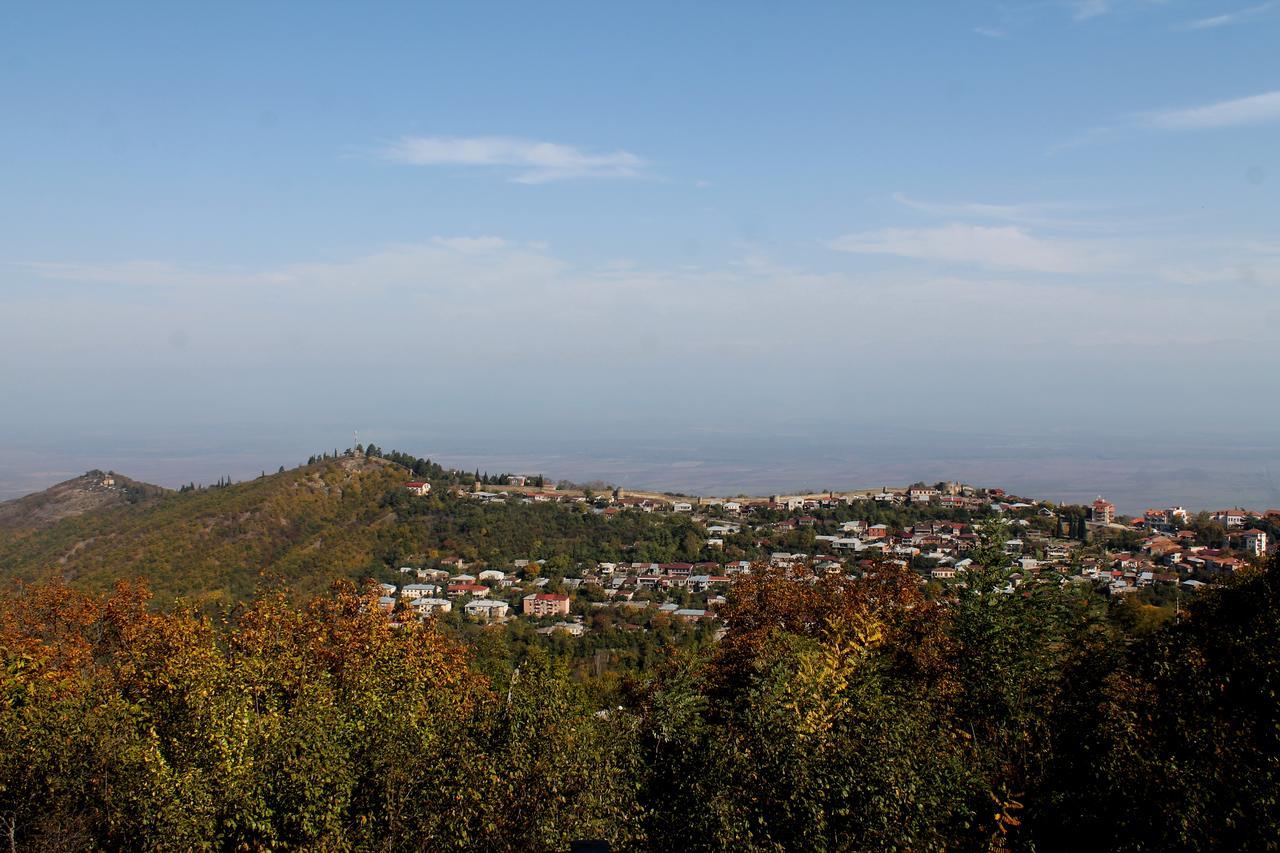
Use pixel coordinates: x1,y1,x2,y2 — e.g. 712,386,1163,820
0,457,407,605
0,469,168,530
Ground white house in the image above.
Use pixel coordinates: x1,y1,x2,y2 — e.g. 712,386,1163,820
464,599,510,622
410,597,452,617
1241,529,1268,557
399,583,440,599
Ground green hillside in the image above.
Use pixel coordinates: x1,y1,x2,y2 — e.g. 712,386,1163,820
0,453,710,605
0,457,407,604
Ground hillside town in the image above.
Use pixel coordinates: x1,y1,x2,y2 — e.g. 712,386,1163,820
373,476,1277,634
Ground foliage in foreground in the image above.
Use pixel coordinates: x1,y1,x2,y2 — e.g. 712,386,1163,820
2,555,1279,851
0,580,638,852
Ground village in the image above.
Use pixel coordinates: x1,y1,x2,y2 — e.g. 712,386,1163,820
372,476,1277,634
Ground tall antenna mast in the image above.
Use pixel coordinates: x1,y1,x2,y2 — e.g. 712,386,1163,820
354,429,359,455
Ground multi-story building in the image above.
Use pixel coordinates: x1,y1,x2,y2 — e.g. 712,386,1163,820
1240,529,1268,557
522,592,571,617
464,599,510,622
1092,498,1116,525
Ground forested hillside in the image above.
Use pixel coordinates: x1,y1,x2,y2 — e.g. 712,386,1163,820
0,457,405,603
0,454,709,605
2,553,1276,850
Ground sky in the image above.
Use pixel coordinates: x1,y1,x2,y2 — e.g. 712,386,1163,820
2,1,1279,508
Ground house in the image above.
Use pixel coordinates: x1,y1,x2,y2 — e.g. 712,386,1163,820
523,592,571,617
507,475,527,486
1211,509,1249,528
538,621,586,637
672,501,693,513
673,608,709,621
399,583,440,599
464,599,509,622
909,487,940,504
409,597,451,617
378,582,397,596
931,565,957,580
478,569,506,582
405,481,432,496
1238,529,1268,556
1204,555,1249,573
446,583,489,598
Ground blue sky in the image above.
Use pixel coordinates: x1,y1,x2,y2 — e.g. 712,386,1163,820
2,1,1279,498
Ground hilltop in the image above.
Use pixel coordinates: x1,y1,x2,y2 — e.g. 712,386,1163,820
0,469,168,530
0,456,407,604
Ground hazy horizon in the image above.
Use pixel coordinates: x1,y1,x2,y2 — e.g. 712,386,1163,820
3,3,1278,516
4,419,1279,516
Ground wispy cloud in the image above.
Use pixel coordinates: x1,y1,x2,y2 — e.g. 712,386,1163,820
828,223,1097,273
1071,0,1111,21
1141,90,1280,130
891,193,1106,229
1177,1,1277,29
1055,89,1280,151
381,135,646,183
972,26,1007,37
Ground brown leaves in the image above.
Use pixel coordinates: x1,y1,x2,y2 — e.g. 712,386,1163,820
707,560,949,702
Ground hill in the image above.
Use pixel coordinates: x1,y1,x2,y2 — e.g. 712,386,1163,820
0,456,407,604
0,451,714,606
0,469,168,530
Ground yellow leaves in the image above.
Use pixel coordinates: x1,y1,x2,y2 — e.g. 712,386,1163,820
989,789,1025,845
784,613,885,742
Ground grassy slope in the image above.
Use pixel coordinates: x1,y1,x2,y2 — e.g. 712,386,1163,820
0,457,406,605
